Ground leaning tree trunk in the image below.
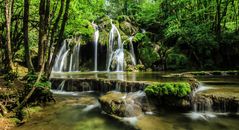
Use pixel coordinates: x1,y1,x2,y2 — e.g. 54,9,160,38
24,0,34,71
5,0,14,71
45,0,65,73
47,0,70,78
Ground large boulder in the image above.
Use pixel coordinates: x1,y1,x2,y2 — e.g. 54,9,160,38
98,91,147,117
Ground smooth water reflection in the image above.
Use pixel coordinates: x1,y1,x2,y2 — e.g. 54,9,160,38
14,92,239,130
14,93,135,130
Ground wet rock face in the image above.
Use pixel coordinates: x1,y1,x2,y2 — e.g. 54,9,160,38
51,78,149,92
193,92,239,112
98,91,147,117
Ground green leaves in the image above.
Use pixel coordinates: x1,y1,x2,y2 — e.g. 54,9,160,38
35,81,51,89
24,72,51,89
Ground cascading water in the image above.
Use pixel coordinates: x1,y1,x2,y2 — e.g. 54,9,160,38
59,49,70,71
129,36,136,65
92,22,99,71
71,43,81,71
53,40,67,71
53,20,137,73
106,21,124,72
52,37,81,72
186,83,216,120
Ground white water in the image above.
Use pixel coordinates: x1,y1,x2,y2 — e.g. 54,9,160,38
187,83,217,120
106,21,124,72
53,20,138,73
92,22,99,71
83,102,100,112
53,40,67,71
72,44,81,71
129,36,136,65
52,37,81,72
59,50,70,71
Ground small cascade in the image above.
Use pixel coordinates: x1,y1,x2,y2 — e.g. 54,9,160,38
57,80,66,91
129,36,136,65
187,83,216,120
59,50,70,71
52,37,81,72
92,22,99,71
53,40,67,71
106,21,124,72
71,43,81,71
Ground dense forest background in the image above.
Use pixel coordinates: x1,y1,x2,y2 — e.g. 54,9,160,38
0,0,239,75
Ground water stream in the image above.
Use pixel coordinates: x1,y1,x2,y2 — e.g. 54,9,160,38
92,22,99,72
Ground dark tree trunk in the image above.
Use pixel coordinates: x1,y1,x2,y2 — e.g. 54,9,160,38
24,0,34,71
38,0,50,71
38,0,45,71
5,0,14,71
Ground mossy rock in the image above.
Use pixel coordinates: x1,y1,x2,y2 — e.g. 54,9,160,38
144,82,191,97
98,91,143,117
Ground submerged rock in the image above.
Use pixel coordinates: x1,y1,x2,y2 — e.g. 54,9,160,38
99,91,147,117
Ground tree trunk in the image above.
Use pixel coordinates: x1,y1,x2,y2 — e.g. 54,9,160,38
5,0,14,71
38,0,50,71
38,0,45,71
24,0,34,71
16,52,46,110
47,0,70,78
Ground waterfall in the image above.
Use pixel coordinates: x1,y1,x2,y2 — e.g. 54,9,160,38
71,43,81,71
52,37,81,72
129,36,136,65
59,50,70,71
53,40,67,71
106,21,124,72
92,22,99,71
58,80,66,91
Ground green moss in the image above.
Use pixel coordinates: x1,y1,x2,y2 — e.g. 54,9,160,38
144,82,191,97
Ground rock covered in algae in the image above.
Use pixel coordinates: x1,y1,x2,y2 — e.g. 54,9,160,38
99,91,147,117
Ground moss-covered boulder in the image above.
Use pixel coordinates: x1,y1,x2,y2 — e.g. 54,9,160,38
144,82,197,109
98,91,146,117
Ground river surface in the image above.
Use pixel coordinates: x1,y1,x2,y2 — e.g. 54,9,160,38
15,72,239,130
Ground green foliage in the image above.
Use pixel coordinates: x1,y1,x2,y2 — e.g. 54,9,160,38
24,71,51,89
138,44,159,68
144,82,191,97
133,33,144,42
167,53,188,69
